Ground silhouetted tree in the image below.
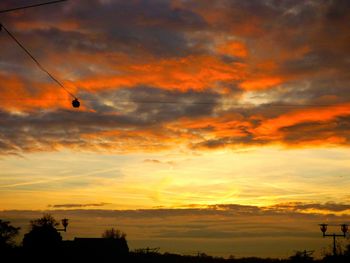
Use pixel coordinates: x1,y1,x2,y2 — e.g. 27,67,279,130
30,213,59,228
22,214,62,251
102,227,126,239
0,219,20,249
101,227,129,254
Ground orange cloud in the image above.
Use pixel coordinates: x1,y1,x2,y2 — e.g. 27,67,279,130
240,76,284,90
75,55,247,92
217,41,248,58
1,0,350,154
0,73,72,111
13,20,80,32
254,104,350,140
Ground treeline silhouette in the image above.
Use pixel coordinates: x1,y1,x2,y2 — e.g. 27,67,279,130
1,214,350,263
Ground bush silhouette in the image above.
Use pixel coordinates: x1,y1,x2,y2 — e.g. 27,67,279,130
0,219,20,249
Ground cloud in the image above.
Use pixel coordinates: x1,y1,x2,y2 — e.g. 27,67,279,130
49,202,111,208
269,202,350,213
0,86,225,154
144,159,161,164
0,0,350,154
1,202,349,257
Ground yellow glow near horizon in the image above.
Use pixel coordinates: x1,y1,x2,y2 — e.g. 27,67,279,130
1,146,350,210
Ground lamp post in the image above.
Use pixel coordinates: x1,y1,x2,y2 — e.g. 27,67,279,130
319,223,348,256
56,218,69,232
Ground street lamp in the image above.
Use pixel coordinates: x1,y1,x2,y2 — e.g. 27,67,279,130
319,223,348,256
57,218,69,232
340,224,348,235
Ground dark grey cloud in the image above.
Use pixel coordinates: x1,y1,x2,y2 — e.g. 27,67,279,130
0,86,224,154
49,202,111,208
153,229,317,239
0,0,208,58
267,79,350,105
1,0,350,153
326,0,350,20
1,202,349,258
82,86,222,120
280,116,350,144
2,201,350,219
120,86,220,121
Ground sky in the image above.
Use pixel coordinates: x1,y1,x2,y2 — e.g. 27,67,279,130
0,0,350,258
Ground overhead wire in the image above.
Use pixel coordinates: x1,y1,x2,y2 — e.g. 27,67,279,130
0,95,344,108
0,0,68,14
0,23,77,100
0,27,346,109
0,1,347,109
0,0,78,107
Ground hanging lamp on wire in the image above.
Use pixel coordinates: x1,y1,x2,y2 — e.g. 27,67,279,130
0,0,80,108
0,22,80,108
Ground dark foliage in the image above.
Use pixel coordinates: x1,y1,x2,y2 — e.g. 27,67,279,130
0,219,20,249
22,214,62,253
4,215,350,263
102,227,127,239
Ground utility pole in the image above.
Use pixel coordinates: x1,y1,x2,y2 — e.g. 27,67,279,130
319,223,348,256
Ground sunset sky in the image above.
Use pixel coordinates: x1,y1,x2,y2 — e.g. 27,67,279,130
1,0,350,258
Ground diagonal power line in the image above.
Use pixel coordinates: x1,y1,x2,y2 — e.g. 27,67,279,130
0,23,77,99
0,0,68,14
0,25,346,108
